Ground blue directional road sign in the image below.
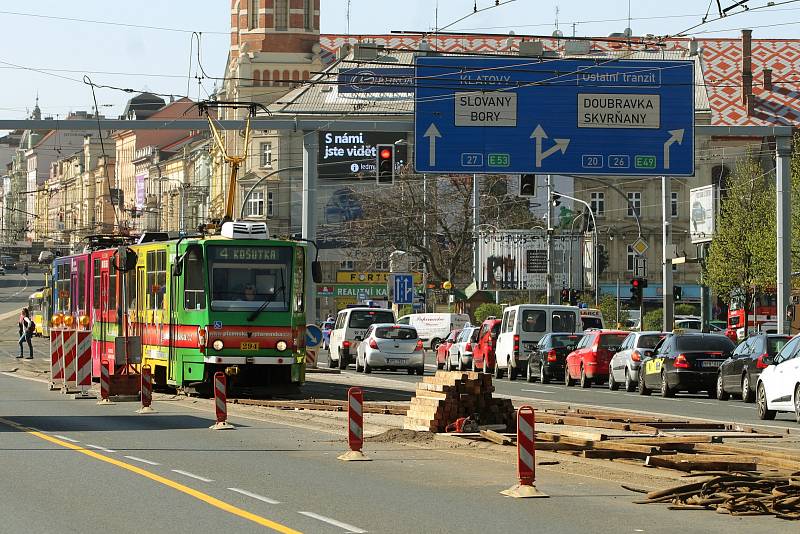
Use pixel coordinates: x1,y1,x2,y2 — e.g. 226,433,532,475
305,324,323,348
414,57,694,176
392,274,415,305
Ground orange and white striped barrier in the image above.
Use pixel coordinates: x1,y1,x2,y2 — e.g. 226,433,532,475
338,387,370,461
136,364,155,414
209,372,234,430
97,359,113,405
49,330,64,391
501,405,547,498
72,331,95,399
61,330,77,393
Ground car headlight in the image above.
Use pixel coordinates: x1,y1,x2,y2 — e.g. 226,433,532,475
276,340,288,351
212,339,224,351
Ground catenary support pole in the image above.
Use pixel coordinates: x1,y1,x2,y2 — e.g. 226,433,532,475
776,135,792,335
662,176,674,332
473,174,480,286
546,175,554,305
302,132,318,323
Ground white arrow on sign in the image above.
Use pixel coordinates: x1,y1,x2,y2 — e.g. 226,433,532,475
531,125,570,168
663,129,684,170
424,123,441,167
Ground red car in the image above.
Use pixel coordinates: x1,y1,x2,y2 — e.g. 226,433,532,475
436,329,461,370
471,318,502,373
565,330,629,388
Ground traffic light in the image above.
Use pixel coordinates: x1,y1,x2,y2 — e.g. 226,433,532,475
569,289,579,306
519,174,537,196
787,304,795,321
673,286,683,301
630,278,647,307
560,288,570,303
376,144,395,185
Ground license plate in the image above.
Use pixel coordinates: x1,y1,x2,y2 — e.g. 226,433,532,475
387,358,407,365
240,342,259,351
701,360,721,368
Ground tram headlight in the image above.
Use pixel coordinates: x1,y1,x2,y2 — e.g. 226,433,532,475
79,315,90,327
64,315,75,327
212,339,224,351
276,340,288,352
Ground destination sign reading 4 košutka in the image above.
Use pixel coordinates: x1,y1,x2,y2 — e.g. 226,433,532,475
414,57,694,176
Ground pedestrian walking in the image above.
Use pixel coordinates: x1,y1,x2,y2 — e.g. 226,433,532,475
17,307,34,359
23,263,29,276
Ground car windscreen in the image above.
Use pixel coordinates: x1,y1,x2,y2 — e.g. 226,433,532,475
551,334,581,349
599,334,628,349
208,246,291,312
675,336,734,352
678,320,702,329
521,310,546,332
767,336,790,356
349,311,395,329
582,317,603,330
375,326,417,340
637,334,664,349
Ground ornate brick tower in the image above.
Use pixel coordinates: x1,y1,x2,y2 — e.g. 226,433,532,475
224,0,322,107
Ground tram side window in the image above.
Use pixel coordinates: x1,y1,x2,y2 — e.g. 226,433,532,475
126,269,136,308
92,259,101,310
108,262,118,310
76,260,87,312
56,264,70,313
147,250,167,310
184,247,206,310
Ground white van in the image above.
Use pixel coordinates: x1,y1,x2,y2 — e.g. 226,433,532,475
495,304,581,380
329,307,396,370
580,308,606,330
397,313,471,349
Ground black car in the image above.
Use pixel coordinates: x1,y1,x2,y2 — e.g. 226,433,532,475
638,333,735,398
526,332,582,383
716,334,791,402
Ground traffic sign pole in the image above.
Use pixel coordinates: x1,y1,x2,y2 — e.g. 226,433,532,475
662,176,674,332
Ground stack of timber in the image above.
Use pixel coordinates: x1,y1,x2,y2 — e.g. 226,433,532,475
403,371,516,432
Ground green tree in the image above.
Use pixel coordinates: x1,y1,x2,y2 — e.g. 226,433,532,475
596,294,629,328
705,157,776,334
675,303,698,316
474,303,503,323
643,308,663,331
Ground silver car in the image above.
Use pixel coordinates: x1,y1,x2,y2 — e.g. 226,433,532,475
446,326,479,371
355,323,424,375
608,331,666,391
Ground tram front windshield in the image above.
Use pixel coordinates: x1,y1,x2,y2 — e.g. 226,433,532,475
208,246,291,312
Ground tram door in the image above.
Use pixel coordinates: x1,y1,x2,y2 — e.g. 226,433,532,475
70,261,79,318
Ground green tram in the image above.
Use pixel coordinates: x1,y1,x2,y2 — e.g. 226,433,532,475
94,221,314,393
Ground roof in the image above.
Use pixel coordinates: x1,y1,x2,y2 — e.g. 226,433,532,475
314,34,800,127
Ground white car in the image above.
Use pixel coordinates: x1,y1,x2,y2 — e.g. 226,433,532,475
446,326,479,371
756,334,800,423
355,323,424,375
608,331,666,392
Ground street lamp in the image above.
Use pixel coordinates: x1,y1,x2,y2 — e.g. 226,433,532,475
554,191,599,305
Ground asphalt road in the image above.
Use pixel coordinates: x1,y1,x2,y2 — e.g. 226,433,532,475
315,350,800,433
0,271,45,316
3,367,797,532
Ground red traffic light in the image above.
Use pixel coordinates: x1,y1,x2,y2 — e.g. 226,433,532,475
379,148,392,160
631,279,640,288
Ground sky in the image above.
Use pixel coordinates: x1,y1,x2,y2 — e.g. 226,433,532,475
1,0,798,123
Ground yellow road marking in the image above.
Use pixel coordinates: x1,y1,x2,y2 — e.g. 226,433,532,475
0,416,302,534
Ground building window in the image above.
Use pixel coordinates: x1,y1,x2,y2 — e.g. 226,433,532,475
340,260,354,271
374,260,389,271
259,142,272,168
671,191,679,218
248,0,258,29
246,191,265,217
627,192,641,218
304,0,314,30
275,0,288,30
590,192,605,216
267,191,274,218
627,245,635,272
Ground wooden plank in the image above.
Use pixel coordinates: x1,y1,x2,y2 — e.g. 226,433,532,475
644,454,758,472
591,441,658,454
480,429,513,446
583,450,651,460
621,436,714,445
